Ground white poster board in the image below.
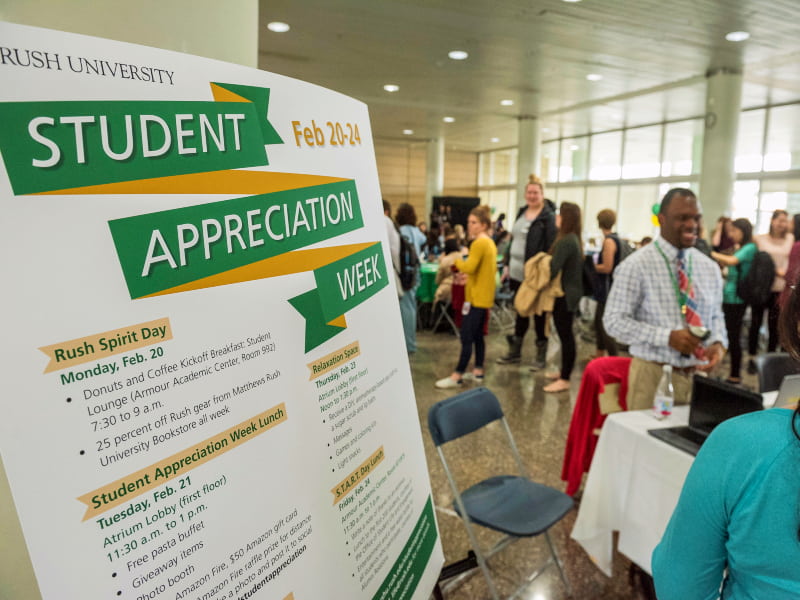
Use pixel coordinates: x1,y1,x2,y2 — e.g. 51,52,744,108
0,22,442,600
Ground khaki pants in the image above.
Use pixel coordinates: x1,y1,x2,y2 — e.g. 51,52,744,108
626,357,692,411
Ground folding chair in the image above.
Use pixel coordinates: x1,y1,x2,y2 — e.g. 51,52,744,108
756,352,800,392
491,283,515,330
428,387,574,599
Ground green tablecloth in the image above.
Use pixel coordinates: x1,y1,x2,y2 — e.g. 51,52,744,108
417,262,439,303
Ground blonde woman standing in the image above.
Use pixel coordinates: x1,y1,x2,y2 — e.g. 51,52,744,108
497,174,557,367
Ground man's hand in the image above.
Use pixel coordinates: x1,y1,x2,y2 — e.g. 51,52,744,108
696,342,725,372
668,329,702,355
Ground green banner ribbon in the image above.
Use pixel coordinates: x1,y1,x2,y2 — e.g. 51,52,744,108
108,180,363,299
290,242,389,352
0,83,282,194
372,497,438,600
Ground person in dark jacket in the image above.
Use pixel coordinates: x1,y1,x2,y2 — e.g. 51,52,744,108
497,174,557,368
543,202,584,392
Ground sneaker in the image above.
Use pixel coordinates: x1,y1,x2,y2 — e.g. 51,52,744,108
463,372,485,383
747,359,757,375
435,376,463,389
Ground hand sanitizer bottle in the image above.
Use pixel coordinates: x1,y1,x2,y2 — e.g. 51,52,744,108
653,365,674,419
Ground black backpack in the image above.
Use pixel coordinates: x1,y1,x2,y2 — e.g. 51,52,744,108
736,250,775,306
582,254,598,298
396,231,420,291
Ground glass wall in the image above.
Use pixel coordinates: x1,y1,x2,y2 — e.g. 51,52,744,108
477,100,800,245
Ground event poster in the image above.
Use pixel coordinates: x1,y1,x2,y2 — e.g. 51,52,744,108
0,22,442,600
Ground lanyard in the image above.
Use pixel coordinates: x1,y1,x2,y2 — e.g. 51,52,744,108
654,241,693,317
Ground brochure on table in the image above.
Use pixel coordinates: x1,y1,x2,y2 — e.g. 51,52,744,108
0,21,442,600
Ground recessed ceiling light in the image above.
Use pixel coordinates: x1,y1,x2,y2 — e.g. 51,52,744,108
586,73,603,81
443,117,455,123
383,84,399,92
500,99,514,106
403,129,414,135
448,50,469,60
725,31,750,42
267,22,290,33
491,137,500,143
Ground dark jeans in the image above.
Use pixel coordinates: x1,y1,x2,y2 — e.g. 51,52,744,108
509,278,547,341
594,299,618,355
748,291,781,354
553,297,576,380
455,307,488,373
723,303,747,379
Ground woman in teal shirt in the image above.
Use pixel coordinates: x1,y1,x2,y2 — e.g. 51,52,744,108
711,218,756,383
652,274,800,599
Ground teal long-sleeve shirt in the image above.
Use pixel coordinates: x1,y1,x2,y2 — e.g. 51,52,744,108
652,408,800,599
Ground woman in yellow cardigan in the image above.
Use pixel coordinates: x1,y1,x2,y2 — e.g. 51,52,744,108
435,205,498,389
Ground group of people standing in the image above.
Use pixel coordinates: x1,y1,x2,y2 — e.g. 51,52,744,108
433,174,586,393
389,179,797,397
709,210,794,382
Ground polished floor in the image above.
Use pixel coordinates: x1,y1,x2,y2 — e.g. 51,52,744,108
408,308,752,600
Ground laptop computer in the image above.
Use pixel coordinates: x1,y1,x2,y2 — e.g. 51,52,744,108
648,375,763,456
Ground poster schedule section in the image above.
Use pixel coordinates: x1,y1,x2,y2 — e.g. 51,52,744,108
41,319,435,600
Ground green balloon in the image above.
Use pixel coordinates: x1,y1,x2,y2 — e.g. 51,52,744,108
651,203,660,216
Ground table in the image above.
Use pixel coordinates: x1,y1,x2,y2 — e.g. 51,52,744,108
571,391,778,577
417,262,439,304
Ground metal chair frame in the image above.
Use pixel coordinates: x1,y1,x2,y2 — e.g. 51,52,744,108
429,388,573,599
431,299,459,335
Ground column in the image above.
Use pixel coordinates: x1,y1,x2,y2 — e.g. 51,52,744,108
425,137,445,221
517,116,541,202
698,68,743,221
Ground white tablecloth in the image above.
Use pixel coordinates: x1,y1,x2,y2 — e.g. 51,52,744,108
571,391,778,577
570,406,692,576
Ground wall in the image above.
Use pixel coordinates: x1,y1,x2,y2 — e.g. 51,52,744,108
375,141,478,225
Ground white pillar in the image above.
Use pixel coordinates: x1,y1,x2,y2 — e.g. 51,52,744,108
698,68,743,221
425,137,445,219
517,116,541,203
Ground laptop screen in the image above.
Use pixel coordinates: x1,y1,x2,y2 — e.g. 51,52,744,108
688,376,763,435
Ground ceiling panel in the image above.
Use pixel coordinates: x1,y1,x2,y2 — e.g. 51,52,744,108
260,0,800,151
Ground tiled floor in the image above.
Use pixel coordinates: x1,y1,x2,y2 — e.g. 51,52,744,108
409,312,751,600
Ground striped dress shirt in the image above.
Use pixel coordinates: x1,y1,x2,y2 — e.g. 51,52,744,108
604,235,727,367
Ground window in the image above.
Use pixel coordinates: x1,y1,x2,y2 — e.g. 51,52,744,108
558,136,588,182
589,131,622,180
622,125,661,179
735,110,765,173
662,119,702,176
731,180,760,224
764,105,800,172
619,184,661,242
541,141,560,183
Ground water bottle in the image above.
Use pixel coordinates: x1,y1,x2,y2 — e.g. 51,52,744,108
653,365,674,419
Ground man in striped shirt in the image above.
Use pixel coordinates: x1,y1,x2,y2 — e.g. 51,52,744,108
604,189,727,409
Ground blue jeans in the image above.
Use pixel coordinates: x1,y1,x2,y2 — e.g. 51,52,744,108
399,289,417,353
